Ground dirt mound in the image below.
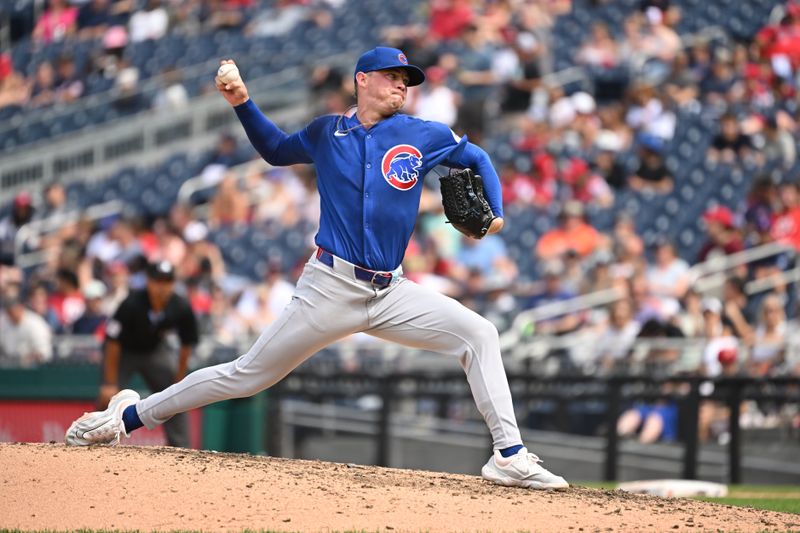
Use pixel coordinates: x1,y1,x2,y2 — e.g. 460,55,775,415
1,443,797,532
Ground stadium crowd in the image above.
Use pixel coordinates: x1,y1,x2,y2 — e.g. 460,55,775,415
2,0,800,442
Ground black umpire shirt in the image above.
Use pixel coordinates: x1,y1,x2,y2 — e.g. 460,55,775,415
105,290,199,355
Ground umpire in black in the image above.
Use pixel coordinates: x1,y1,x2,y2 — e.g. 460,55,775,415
101,260,198,447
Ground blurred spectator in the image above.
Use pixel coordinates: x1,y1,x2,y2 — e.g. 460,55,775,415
708,113,754,163
26,283,62,332
33,0,78,44
199,133,248,188
559,248,585,294
168,203,194,239
208,174,250,228
113,66,147,114
639,6,681,78
87,218,143,264
524,259,581,336
610,213,645,280
0,294,54,367
646,239,690,304
409,66,458,126
700,51,738,106
722,277,755,343
700,297,740,377
498,31,543,114
453,24,496,140
48,268,86,330
103,261,130,314
625,86,675,141
153,67,189,110
149,218,187,266
77,0,114,40
748,293,788,376
744,177,777,247
236,262,294,323
759,114,796,169
698,304,741,443
617,393,679,443
675,289,704,337
597,103,634,150
245,0,311,36
402,234,462,296
0,192,35,266
428,0,474,42
247,165,308,226
72,279,109,337
576,22,620,69
560,157,614,208
37,181,71,221
0,53,31,110
663,51,700,110
628,134,673,193
592,130,628,190
234,283,277,336
697,205,744,262
536,200,602,260
90,25,129,78
129,0,169,42
455,234,518,290
28,61,58,108
178,221,226,283
581,249,616,294
54,55,85,104
770,181,800,250
593,298,640,372
631,272,671,324
500,152,557,207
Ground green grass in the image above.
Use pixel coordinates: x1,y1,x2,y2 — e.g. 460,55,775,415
697,497,800,514
576,482,800,514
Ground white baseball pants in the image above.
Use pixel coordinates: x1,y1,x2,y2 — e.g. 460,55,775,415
136,251,523,449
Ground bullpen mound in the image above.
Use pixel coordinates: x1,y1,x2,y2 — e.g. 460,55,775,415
1,443,797,532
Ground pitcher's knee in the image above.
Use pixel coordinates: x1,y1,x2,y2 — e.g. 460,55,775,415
463,315,500,350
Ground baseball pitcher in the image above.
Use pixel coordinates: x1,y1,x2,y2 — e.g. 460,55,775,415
65,47,568,490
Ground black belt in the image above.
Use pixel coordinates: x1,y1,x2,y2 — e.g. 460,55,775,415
316,248,395,289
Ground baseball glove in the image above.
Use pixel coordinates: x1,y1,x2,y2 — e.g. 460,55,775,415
439,168,496,239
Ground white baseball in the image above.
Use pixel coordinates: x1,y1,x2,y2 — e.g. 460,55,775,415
217,63,240,84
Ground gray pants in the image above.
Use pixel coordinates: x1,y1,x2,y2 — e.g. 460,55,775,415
118,349,189,448
136,252,522,449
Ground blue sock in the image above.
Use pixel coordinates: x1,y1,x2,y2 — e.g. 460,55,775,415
500,444,524,458
122,404,144,433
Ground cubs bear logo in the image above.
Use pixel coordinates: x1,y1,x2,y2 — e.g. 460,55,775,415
381,144,423,191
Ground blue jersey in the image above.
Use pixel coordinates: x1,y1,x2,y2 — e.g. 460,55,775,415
235,100,503,271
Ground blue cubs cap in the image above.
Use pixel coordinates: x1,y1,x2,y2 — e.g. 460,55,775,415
354,46,426,87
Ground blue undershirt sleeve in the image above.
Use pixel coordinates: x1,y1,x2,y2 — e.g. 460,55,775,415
446,141,504,219
234,99,313,166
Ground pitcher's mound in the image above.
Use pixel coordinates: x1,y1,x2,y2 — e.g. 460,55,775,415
1,443,796,532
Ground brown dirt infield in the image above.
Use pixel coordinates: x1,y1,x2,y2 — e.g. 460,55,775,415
1,442,798,532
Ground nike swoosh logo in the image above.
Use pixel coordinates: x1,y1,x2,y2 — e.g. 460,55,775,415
334,130,348,137
76,420,106,440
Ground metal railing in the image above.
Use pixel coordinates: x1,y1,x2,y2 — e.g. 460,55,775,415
268,370,800,483
689,241,795,294
499,286,627,352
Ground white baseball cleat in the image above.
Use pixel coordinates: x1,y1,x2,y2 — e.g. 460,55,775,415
64,389,140,446
482,448,569,490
